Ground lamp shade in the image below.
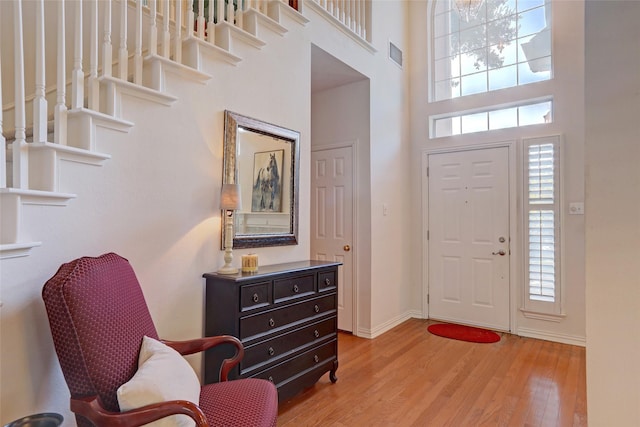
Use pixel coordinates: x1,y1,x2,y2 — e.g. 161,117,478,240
220,183,242,210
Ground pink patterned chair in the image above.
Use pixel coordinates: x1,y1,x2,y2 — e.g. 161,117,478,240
42,252,278,427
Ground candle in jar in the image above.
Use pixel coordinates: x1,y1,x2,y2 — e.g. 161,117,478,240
241,254,258,273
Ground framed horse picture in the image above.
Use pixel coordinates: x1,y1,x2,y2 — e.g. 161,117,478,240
251,150,284,212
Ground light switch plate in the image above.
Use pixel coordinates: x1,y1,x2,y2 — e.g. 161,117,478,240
569,202,584,215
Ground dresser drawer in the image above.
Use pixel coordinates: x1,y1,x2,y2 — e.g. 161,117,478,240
273,274,315,303
240,294,336,340
240,281,271,312
241,317,337,374
318,270,337,292
251,339,337,386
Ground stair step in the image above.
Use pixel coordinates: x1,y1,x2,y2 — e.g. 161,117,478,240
143,54,212,92
100,75,178,118
0,242,42,259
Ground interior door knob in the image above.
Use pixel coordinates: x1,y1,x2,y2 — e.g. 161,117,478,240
343,245,351,252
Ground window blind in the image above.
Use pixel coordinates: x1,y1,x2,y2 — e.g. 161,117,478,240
527,143,557,302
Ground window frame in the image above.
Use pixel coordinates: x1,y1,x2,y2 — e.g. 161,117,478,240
521,135,564,320
429,0,553,104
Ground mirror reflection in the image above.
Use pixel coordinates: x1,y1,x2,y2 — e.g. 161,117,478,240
223,111,300,248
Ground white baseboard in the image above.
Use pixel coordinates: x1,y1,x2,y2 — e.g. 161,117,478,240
517,327,586,347
356,310,423,339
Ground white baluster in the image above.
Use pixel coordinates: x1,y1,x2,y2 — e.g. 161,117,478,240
227,0,234,26
149,0,158,55
0,34,5,188
216,0,224,23
13,0,28,188
355,0,361,36
207,0,215,43
186,0,195,39
162,0,170,58
174,0,183,63
197,0,205,38
361,0,367,40
119,0,129,79
33,0,47,143
102,0,113,77
134,0,143,84
88,0,99,110
236,0,243,29
71,0,84,109
55,0,67,145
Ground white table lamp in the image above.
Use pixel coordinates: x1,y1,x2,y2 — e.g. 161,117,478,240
218,183,242,274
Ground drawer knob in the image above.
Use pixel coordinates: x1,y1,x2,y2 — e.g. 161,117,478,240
314,329,320,338
252,293,259,303
325,278,331,286
314,355,319,363
269,318,275,327
314,304,320,313
268,376,274,383
268,347,275,356
293,284,299,293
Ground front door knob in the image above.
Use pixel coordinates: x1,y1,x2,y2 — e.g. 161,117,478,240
492,250,506,256
344,245,351,252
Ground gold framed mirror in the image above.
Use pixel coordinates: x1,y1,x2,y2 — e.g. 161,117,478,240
222,110,300,248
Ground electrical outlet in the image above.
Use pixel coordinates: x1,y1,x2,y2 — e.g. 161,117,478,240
569,202,584,215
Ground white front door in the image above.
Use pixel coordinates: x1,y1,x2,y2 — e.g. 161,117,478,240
428,147,510,331
311,146,354,332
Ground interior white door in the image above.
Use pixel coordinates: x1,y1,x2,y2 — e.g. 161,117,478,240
428,147,510,331
311,146,354,332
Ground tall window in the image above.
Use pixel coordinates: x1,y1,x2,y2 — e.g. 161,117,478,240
432,0,552,101
524,136,561,317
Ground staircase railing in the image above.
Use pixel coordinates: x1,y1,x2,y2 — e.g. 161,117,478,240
0,0,370,257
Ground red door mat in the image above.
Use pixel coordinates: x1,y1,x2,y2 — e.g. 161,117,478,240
427,323,501,343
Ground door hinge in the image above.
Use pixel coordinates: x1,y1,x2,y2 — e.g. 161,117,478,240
427,230,430,240
427,294,430,304
426,167,429,177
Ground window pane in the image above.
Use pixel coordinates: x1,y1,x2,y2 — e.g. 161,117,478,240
489,106,517,130
434,35,451,60
431,0,552,101
461,112,488,134
461,72,487,96
518,0,545,12
430,100,552,137
434,78,460,101
488,64,517,91
434,118,453,137
434,57,452,81
518,6,547,37
519,101,552,126
461,49,487,75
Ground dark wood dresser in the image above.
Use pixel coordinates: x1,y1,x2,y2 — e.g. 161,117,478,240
203,260,341,402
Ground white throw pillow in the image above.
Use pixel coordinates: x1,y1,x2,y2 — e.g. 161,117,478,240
117,336,201,427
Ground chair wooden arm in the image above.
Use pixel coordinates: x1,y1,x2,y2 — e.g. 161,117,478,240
70,395,208,427
162,335,244,381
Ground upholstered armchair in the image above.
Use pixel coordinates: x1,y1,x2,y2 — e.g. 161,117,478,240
42,252,278,427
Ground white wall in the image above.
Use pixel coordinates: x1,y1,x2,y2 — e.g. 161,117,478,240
408,0,586,345
306,0,413,337
585,2,640,425
311,79,373,333
0,2,412,423
1,15,314,424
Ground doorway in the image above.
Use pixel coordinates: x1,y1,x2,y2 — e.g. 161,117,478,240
426,145,513,331
311,145,355,331
310,45,369,334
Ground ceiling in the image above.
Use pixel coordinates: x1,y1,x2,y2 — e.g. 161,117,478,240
310,45,367,93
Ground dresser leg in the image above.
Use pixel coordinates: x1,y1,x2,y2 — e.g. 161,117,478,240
330,360,339,383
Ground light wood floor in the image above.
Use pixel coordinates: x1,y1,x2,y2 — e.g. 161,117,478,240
277,318,587,427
